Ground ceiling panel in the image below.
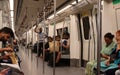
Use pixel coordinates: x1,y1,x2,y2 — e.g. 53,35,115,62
14,0,75,36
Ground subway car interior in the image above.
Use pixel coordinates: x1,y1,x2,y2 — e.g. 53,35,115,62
0,0,120,75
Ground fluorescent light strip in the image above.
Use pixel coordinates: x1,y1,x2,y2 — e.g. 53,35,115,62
101,1,104,5
48,14,54,19
11,21,14,25
72,1,77,5
11,21,14,32
10,0,14,10
9,0,14,30
78,0,81,2
57,5,71,14
48,1,78,19
11,17,14,22
10,10,14,17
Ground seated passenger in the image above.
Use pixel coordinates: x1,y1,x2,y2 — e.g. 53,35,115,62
0,27,14,52
47,36,60,66
44,36,52,61
61,32,70,54
49,37,60,53
0,27,15,64
0,44,18,64
54,35,61,63
104,30,120,75
85,32,115,75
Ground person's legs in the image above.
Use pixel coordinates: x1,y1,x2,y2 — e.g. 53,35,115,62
105,68,118,75
37,42,43,57
48,52,60,67
56,52,61,63
45,51,50,61
39,42,43,57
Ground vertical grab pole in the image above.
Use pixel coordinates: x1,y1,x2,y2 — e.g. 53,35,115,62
60,20,65,53
25,32,28,62
88,26,91,61
26,8,29,57
30,16,33,75
115,9,119,30
36,17,39,68
43,8,46,74
97,0,102,75
53,0,56,75
31,16,34,62
27,30,30,58
90,8,96,60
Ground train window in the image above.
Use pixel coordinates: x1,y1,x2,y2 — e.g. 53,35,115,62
82,16,90,40
57,27,68,36
46,27,49,35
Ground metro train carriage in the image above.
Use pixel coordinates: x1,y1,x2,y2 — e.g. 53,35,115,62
0,0,119,75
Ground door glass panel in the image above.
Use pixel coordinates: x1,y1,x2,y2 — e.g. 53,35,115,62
82,16,90,40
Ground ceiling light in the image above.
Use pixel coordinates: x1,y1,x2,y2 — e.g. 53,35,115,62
47,2,72,19
10,10,14,17
72,1,77,5
101,1,104,5
9,0,14,10
11,17,14,22
78,0,82,2
48,14,54,19
57,5,72,14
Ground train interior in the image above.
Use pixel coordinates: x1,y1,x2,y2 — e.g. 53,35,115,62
0,0,120,75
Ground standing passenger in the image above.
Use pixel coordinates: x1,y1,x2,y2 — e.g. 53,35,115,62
34,26,46,57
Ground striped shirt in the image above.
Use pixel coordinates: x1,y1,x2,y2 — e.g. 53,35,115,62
38,32,46,42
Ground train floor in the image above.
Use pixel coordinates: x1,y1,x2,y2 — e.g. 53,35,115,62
18,46,85,75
